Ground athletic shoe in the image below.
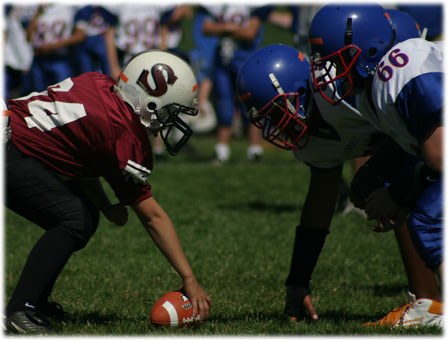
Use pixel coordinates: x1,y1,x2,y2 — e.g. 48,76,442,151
247,145,264,162
396,298,443,328
362,298,443,328
362,303,412,328
39,301,69,321
3,308,51,334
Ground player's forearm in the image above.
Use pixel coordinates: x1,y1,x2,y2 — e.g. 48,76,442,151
134,198,196,282
230,18,261,41
147,217,195,281
202,21,237,37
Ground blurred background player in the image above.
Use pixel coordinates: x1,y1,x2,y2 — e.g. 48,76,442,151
4,5,34,99
309,3,443,327
202,4,272,164
188,5,219,135
73,5,118,76
3,50,210,334
24,4,85,94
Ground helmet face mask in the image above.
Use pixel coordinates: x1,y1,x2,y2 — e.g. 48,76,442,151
250,92,309,151
156,103,197,154
308,4,396,105
115,50,199,155
237,44,311,151
311,45,361,104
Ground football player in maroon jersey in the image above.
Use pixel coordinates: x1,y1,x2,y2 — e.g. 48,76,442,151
4,50,210,334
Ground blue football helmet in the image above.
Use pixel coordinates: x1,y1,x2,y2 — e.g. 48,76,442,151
236,44,311,151
308,4,397,104
387,9,422,42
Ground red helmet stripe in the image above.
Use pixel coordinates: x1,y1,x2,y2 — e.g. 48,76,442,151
192,83,199,92
119,72,129,83
309,37,323,45
239,92,251,101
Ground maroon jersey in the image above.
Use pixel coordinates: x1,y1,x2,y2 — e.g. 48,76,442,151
8,72,153,205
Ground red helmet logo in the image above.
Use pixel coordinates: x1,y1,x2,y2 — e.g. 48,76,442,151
137,63,178,97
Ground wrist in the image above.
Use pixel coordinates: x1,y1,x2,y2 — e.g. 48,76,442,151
182,275,197,285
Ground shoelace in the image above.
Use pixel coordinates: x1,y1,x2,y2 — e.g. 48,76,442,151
363,304,411,327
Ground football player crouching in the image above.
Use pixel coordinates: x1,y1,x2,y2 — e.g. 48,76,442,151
236,43,441,328
308,3,443,328
3,50,211,334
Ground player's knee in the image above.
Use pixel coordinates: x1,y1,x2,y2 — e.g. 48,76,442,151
56,198,100,251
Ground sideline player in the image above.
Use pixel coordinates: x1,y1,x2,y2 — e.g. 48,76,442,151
3,50,211,334
309,3,443,326
202,4,271,163
236,43,441,327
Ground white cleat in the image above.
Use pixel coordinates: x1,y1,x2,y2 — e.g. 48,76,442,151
394,298,443,328
363,298,443,329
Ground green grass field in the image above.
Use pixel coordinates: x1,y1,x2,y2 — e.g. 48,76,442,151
4,134,442,336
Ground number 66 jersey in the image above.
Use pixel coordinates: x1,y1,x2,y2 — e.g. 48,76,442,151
8,72,154,205
357,38,443,156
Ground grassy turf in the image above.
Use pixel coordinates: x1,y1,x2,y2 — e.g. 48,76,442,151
4,134,442,336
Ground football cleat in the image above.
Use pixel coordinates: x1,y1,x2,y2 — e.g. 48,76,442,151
362,303,412,328
396,298,443,328
39,301,69,321
3,309,51,334
363,298,443,328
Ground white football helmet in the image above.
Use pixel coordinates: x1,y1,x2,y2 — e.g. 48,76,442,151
115,50,199,155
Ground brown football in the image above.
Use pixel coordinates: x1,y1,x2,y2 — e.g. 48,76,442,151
150,290,200,327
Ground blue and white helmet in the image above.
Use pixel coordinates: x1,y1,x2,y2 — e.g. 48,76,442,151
236,44,311,151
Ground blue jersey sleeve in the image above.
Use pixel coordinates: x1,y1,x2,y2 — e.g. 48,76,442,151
395,72,442,144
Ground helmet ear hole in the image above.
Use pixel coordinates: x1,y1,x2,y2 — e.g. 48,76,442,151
368,47,378,56
147,102,157,111
298,87,306,96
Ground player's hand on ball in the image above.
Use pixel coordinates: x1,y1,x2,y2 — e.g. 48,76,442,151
102,203,128,226
182,277,211,321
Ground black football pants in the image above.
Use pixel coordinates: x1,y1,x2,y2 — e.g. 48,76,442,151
5,141,99,313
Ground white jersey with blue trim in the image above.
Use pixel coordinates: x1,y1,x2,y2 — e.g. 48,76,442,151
357,38,443,156
30,4,77,54
293,78,381,169
114,6,163,58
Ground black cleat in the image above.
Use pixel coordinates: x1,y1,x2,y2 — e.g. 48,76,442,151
39,301,69,321
3,309,51,334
